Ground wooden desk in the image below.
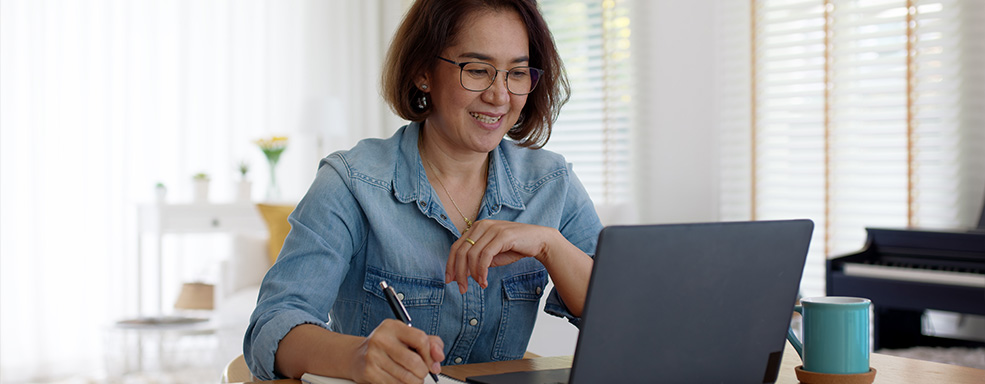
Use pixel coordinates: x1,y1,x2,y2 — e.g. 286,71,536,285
241,342,985,383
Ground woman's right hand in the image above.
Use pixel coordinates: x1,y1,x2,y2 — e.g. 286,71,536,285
350,319,445,384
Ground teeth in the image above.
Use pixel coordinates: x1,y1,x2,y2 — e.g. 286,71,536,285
470,113,501,124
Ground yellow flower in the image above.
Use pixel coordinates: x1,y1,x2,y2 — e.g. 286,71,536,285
255,136,289,165
254,136,289,150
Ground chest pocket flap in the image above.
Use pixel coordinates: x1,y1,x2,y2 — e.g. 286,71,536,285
364,266,445,307
502,268,547,301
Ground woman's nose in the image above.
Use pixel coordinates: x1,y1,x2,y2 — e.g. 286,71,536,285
482,73,511,105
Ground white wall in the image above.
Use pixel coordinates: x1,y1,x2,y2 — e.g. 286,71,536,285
527,0,721,357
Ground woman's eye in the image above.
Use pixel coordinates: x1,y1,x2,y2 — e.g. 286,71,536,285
509,70,530,79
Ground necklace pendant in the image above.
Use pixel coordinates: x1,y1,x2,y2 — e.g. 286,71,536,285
464,217,473,231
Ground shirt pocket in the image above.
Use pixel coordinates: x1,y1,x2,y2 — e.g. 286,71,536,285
362,266,445,336
492,268,548,360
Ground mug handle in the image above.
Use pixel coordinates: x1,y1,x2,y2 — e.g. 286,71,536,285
786,305,804,360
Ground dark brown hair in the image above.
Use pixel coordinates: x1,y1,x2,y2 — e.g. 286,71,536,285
381,0,569,148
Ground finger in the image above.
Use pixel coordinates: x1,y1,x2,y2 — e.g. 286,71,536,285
450,233,474,294
445,240,459,284
377,352,422,384
428,336,445,374
455,245,469,294
386,347,428,383
362,327,406,384
446,232,475,286
372,320,433,383
466,237,490,289
467,227,501,289
475,240,501,289
393,324,435,378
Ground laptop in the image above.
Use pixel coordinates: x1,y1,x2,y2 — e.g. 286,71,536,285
467,219,814,384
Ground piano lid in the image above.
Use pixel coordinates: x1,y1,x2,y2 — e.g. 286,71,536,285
865,227,985,261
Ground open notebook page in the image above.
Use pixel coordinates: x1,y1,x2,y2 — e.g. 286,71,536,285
301,372,465,384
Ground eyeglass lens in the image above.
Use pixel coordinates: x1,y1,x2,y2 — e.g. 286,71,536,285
460,62,541,95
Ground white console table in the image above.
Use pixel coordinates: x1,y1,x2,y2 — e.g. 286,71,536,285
136,203,265,315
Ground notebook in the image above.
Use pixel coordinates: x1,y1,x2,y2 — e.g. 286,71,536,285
301,372,464,384
467,219,814,384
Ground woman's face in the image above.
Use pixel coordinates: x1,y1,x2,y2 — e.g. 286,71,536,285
422,10,530,155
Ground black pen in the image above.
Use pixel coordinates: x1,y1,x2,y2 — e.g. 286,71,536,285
380,280,440,383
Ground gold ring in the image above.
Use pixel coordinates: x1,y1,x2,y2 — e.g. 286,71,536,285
465,238,476,245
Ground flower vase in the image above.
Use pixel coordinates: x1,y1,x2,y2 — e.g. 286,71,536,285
266,158,281,201
255,136,288,202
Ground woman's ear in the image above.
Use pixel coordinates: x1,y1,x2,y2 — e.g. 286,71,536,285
415,73,430,92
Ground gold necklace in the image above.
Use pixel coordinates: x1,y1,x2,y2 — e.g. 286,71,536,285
421,150,478,232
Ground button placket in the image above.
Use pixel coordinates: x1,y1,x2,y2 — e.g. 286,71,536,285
447,280,484,364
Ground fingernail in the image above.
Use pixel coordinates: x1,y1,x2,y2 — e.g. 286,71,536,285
432,362,441,372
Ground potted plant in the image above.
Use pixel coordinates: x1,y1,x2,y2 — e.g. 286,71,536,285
192,172,210,203
236,161,252,202
155,182,167,203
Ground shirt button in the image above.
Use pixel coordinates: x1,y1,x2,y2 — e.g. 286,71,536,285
419,201,427,207
469,318,478,326
454,357,463,364
440,213,447,220
396,292,405,301
536,286,543,295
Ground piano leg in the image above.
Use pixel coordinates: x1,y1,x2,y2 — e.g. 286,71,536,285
876,307,985,350
875,308,922,350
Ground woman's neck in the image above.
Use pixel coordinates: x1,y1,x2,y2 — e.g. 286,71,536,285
418,124,490,232
418,125,490,184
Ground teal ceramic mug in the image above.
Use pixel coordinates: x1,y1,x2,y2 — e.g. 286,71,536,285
786,296,871,374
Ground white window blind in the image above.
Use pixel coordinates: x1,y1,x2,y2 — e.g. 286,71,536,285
718,0,985,298
540,0,634,208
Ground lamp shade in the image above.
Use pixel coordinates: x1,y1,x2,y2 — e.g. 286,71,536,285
174,282,214,310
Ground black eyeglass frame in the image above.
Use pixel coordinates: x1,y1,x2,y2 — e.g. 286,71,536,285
435,56,544,96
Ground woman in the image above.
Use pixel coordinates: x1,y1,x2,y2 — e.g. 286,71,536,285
244,0,602,382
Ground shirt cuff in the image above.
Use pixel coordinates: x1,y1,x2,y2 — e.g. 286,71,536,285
543,287,582,328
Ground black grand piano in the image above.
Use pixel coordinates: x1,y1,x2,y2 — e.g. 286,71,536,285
827,199,985,350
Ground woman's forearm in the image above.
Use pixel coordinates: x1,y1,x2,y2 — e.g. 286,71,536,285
274,324,363,379
537,231,594,317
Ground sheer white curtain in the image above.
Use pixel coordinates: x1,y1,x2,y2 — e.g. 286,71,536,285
0,0,403,381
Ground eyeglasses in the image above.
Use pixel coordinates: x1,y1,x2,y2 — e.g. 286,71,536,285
436,56,543,95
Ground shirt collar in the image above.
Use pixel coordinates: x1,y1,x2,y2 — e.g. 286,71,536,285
391,122,525,216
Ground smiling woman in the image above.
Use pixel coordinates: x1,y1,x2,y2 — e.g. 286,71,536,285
0,1,407,382
244,0,603,382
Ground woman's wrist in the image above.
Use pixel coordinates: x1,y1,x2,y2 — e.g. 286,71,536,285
533,228,565,265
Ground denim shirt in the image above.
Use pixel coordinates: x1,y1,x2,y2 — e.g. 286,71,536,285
244,122,603,380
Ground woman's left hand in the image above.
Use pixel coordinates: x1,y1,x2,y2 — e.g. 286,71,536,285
445,219,560,294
